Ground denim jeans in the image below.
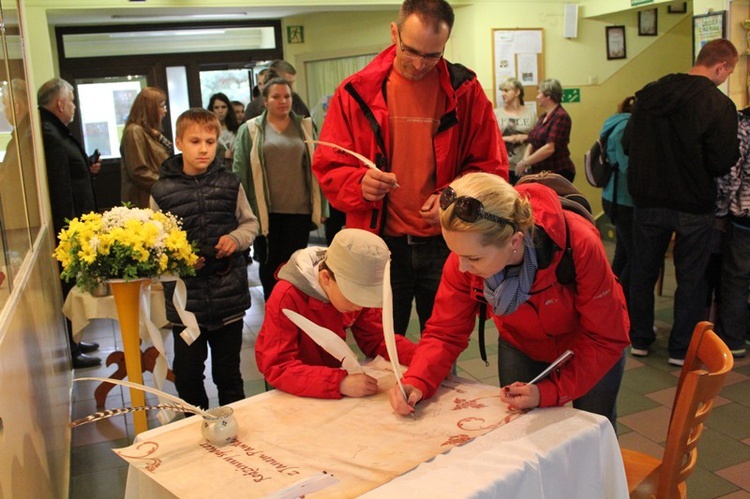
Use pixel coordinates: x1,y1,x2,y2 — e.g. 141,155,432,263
718,223,750,350
498,340,626,428
629,207,713,358
382,235,450,335
172,320,245,409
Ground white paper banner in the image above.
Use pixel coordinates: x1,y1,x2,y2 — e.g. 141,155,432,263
158,275,201,346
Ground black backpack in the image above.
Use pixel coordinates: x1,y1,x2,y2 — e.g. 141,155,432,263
516,171,594,285
584,134,617,188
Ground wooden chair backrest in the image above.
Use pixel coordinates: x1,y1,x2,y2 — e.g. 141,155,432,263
658,322,733,498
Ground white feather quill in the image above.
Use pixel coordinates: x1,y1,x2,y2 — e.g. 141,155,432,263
304,140,377,170
76,376,213,418
282,308,364,374
382,260,407,401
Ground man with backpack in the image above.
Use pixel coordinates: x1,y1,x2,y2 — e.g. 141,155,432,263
622,39,739,366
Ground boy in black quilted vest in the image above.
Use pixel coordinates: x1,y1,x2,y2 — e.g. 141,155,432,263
150,108,259,410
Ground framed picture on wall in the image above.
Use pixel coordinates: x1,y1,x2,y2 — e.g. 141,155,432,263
693,10,726,62
668,3,687,14
606,26,627,60
638,8,658,36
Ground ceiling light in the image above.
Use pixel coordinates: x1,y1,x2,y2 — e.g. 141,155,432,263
108,29,227,38
111,12,248,20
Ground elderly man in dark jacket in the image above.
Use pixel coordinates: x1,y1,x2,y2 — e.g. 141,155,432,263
38,77,101,368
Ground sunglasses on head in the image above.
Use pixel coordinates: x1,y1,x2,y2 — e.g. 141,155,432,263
439,186,518,232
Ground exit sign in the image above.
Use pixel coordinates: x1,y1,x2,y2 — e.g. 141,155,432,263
562,88,580,103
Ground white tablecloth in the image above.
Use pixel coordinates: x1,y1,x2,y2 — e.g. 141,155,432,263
63,283,174,423
62,285,168,343
363,406,627,499
122,368,627,498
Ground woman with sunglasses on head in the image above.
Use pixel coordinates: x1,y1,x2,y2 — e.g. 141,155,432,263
389,172,629,427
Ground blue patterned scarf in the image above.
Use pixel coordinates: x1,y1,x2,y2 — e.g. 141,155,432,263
483,232,538,316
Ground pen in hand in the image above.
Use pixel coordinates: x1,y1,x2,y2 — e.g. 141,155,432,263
527,350,574,385
306,139,400,189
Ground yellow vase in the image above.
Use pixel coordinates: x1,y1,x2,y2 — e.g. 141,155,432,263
109,279,149,436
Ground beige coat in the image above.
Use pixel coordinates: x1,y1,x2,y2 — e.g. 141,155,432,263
120,124,171,208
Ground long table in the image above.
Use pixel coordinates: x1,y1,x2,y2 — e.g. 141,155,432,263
362,406,627,498
119,359,627,498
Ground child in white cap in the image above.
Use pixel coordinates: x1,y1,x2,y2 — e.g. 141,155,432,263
255,228,417,398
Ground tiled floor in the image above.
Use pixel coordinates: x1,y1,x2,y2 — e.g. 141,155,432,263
68,243,750,498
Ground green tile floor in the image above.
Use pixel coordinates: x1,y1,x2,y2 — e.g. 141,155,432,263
69,243,750,498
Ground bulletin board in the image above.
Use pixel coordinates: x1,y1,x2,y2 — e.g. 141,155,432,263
692,10,726,62
491,29,545,108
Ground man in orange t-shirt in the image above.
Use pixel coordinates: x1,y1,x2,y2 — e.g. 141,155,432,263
312,0,508,335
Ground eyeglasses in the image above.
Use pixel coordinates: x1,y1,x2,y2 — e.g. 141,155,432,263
439,186,518,231
397,29,444,62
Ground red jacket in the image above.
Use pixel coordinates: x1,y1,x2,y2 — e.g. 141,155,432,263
312,45,508,234
255,280,417,399
403,183,630,406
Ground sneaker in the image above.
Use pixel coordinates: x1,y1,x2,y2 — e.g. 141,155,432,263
668,357,685,367
730,348,747,359
630,348,649,357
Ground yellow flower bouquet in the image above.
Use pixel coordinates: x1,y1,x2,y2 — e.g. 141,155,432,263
53,205,199,293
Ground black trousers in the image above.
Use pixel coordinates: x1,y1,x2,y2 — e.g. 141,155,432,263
172,320,245,410
257,213,312,299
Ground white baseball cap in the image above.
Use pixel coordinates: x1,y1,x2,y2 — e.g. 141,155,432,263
324,228,390,308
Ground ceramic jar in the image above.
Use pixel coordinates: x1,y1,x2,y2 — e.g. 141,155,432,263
201,406,238,445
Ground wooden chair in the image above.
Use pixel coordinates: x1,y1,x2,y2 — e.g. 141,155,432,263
620,321,733,498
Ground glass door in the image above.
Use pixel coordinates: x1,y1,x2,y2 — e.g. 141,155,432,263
0,2,40,300
75,76,147,159
198,68,255,109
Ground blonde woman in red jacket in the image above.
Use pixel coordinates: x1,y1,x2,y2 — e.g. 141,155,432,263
389,172,629,427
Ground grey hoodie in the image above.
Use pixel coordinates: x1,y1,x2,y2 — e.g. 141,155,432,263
277,246,330,303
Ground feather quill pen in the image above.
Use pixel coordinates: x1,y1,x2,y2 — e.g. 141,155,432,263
304,140,377,170
76,377,213,418
304,140,400,188
70,403,198,428
282,308,363,373
382,260,407,401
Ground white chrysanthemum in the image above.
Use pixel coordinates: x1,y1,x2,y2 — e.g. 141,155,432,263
54,205,198,292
